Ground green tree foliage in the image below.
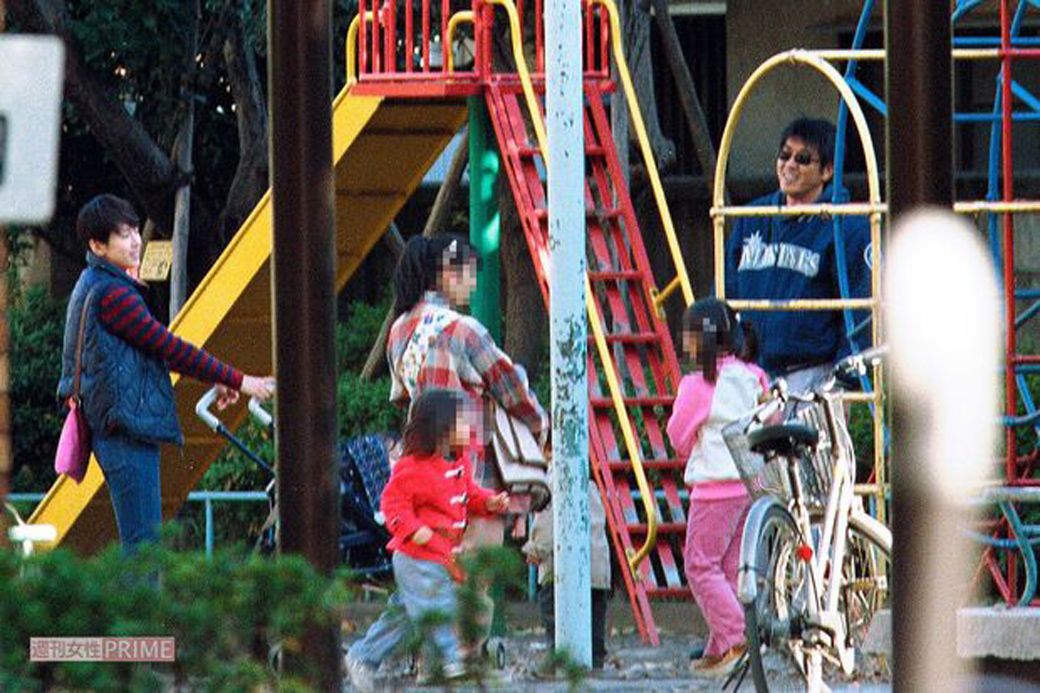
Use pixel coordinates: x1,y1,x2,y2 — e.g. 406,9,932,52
9,287,67,492
0,543,351,689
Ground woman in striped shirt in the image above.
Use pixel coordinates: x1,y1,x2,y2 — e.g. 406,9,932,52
58,194,274,550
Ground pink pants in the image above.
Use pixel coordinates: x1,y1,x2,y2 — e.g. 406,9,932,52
683,494,751,657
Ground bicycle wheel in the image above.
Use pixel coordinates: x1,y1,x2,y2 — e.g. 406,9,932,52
841,514,891,664
808,512,892,689
744,503,812,693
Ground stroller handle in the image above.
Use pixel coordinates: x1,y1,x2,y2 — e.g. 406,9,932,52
195,387,222,432
248,397,273,428
195,387,275,433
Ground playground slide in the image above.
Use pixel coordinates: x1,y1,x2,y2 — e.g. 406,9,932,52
29,89,468,553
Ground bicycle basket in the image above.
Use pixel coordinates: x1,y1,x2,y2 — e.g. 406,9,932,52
722,414,793,502
790,393,856,507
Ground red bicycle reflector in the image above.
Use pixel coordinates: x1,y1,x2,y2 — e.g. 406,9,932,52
796,544,813,562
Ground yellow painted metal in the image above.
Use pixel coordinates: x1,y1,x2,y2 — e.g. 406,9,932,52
954,200,1040,214
590,0,694,308
29,89,468,552
713,202,886,218
584,276,659,574
345,11,375,86
712,49,886,518
727,298,876,311
486,0,547,157
491,0,659,575
445,11,475,73
809,47,1003,62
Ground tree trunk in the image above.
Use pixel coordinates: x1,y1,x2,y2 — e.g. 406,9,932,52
625,0,675,172
649,0,720,196
499,175,545,377
611,0,630,190
218,6,269,250
170,0,200,317
359,131,470,381
7,0,179,225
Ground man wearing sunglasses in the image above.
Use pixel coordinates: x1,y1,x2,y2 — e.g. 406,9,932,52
723,117,872,388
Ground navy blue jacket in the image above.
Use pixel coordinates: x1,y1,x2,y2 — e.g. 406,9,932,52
57,254,182,444
724,186,873,376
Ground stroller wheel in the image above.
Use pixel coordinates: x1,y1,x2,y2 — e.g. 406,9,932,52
484,637,507,669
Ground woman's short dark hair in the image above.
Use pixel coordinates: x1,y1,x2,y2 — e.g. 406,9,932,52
392,234,479,317
76,194,140,248
402,388,462,456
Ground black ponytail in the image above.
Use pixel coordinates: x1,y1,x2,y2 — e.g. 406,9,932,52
391,234,480,317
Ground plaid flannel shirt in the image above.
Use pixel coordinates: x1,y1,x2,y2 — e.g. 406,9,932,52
387,291,548,483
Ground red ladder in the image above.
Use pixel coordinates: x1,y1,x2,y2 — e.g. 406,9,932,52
485,78,690,645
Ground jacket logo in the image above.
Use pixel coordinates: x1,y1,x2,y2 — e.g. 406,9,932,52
738,231,821,278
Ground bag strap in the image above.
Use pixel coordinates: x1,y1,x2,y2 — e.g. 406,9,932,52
71,286,99,402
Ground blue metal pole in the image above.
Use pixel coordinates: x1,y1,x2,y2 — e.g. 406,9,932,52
205,498,214,558
545,0,590,667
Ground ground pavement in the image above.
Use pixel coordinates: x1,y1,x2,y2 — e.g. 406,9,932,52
341,595,893,691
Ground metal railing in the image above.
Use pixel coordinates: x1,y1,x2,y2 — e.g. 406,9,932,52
7,491,268,558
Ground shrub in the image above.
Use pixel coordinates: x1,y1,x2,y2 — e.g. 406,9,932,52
0,541,352,690
10,286,67,492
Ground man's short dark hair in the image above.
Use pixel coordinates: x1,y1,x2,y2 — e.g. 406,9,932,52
779,117,836,169
75,194,140,247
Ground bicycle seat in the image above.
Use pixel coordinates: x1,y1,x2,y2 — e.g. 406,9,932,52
748,423,819,457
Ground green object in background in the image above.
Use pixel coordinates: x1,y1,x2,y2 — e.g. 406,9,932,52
468,97,507,636
468,97,501,343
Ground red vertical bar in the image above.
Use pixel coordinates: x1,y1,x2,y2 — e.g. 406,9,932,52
422,0,431,71
484,4,493,76
584,1,593,72
373,3,382,73
536,0,544,71
406,0,414,72
1000,0,1019,602
359,0,369,76
441,0,449,74
388,0,397,74
600,4,608,76
517,0,524,41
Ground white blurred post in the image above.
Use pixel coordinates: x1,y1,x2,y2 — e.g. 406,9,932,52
545,0,591,667
887,209,999,689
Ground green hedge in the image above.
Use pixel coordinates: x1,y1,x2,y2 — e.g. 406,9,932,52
0,542,352,690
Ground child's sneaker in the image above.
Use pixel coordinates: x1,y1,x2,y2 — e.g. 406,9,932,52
693,643,747,677
345,651,377,692
416,659,467,685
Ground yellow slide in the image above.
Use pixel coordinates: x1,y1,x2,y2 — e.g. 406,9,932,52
29,88,467,553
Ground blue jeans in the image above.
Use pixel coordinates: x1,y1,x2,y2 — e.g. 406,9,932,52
349,552,460,667
93,432,162,551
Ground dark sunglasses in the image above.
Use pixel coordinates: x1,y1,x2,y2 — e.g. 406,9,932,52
777,149,820,166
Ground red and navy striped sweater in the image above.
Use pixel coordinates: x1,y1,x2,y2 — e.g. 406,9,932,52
98,284,243,389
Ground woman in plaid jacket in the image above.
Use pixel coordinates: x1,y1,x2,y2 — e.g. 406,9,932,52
385,234,548,637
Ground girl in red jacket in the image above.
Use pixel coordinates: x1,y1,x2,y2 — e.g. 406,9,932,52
346,389,509,690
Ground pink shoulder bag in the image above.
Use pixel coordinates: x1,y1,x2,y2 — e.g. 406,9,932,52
54,288,97,483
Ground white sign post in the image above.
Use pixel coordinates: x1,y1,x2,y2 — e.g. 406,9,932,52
0,36,65,224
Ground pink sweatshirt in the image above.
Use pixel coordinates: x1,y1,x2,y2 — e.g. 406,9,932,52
667,356,769,500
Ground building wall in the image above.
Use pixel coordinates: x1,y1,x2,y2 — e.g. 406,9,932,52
725,0,871,183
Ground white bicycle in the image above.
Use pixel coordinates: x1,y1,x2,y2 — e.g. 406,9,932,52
726,348,891,692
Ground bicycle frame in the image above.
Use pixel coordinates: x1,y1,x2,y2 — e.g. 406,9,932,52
737,356,891,687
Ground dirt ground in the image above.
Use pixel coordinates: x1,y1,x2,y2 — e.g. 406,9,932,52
341,595,894,691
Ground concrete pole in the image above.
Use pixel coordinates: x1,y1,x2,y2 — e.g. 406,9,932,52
545,0,591,667
268,0,340,687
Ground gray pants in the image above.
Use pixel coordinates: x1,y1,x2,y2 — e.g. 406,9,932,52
348,552,461,668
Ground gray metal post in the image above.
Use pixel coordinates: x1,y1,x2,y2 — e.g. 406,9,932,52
545,0,591,668
885,3,955,690
268,0,340,687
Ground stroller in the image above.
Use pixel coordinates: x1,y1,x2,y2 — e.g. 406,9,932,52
195,387,394,579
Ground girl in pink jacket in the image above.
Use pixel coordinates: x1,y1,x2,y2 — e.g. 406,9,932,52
666,298,768,677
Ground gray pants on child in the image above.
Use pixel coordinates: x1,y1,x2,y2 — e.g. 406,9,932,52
348,551,461,668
